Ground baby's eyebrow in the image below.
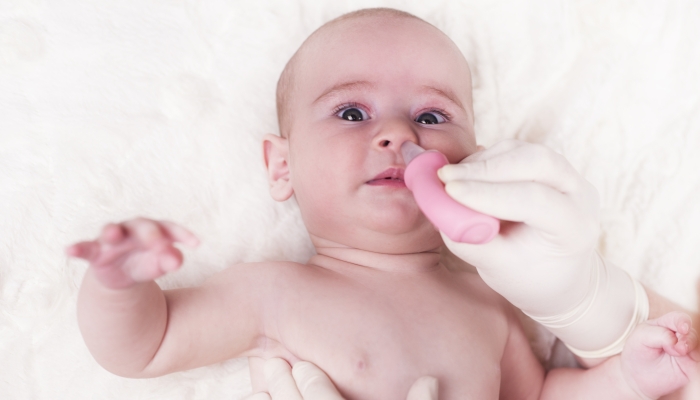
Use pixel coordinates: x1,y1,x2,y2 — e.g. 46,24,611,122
420,85,465,110
313,80,375,105
312,80,465,111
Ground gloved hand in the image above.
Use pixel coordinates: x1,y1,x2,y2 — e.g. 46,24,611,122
438,139,648,358
243,358,438,400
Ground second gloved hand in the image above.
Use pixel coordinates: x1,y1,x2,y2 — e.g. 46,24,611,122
438,139,648,357
244,358,438,400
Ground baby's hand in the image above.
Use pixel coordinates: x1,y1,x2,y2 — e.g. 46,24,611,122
66,218,199,289
621,311,700,399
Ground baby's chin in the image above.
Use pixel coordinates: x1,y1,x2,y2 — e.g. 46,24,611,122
365,234,443,255
351,221,443,254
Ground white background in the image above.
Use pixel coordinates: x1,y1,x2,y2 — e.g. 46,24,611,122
1,0,699,398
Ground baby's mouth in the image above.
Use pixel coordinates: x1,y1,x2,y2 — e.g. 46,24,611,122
366,168,406,186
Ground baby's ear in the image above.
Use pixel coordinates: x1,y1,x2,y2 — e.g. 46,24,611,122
263,133,294,201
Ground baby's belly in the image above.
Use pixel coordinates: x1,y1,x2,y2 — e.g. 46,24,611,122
250,326,503,399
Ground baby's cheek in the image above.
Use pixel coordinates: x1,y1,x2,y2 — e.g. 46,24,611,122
423,132,476,164
294,176,343,230
441,145,474,164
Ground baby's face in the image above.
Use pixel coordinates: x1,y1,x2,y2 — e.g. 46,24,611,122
286,16,478,253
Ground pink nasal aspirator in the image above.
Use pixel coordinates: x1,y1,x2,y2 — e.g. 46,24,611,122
401,141,500,244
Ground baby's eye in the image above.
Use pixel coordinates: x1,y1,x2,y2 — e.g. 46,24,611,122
415,112,446,125
337,107,368,122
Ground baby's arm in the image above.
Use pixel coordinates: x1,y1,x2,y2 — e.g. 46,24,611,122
500,307,698,399
69,218,273,378
538,313,697,399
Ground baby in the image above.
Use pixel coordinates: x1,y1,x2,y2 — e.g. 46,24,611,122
68,8,698,399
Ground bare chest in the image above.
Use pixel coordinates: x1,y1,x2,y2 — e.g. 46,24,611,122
252,270,509,400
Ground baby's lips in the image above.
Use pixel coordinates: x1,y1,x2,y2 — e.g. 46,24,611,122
369,167,405,182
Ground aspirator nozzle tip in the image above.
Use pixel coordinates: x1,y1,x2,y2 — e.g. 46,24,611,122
401,141,425,165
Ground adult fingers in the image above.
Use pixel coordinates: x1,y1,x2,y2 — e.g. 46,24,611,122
265,358,303,400
292,361,345,400
241,393,272,400
461,139,525,163
406,376,438,400
443,180,580,235
440,141,586,195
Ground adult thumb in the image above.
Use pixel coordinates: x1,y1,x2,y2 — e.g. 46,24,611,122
407,376,438,400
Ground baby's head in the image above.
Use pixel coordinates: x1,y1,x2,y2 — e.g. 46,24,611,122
264,8,478,254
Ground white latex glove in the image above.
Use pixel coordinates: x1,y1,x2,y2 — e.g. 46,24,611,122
438,139,648,358
243,358,438,400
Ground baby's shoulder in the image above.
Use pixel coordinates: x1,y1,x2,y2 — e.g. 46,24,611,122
216,260,308,280
449,269,513,311
202,260,314,304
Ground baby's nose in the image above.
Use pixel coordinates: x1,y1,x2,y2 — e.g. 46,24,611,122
373,118,419,152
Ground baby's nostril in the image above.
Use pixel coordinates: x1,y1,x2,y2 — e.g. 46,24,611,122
380,140,390,147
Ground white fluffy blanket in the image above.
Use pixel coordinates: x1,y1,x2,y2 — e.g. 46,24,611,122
2,0,699,398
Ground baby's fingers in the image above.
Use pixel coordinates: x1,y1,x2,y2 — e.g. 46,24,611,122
639,324,686,357
67,224,134,265
65,241,100,261
159,220,200,248
122,218,199,249
640,325,683,357
686,330,700,361
648,311,693,335
158,246,184,273
125,245,184,281
99,223,126,245
123,218,170,247
647,312,698,355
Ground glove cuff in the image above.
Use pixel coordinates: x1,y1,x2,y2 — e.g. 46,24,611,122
525,253,649,358
565,276,649,358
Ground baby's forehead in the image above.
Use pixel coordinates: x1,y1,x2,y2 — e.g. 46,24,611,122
301,18,469,86
303,14,454,61
276,10,472,136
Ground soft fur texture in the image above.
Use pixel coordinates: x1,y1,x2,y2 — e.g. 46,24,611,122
1,0,699,398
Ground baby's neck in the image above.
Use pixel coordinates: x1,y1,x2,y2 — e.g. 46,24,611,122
308,235,442,274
